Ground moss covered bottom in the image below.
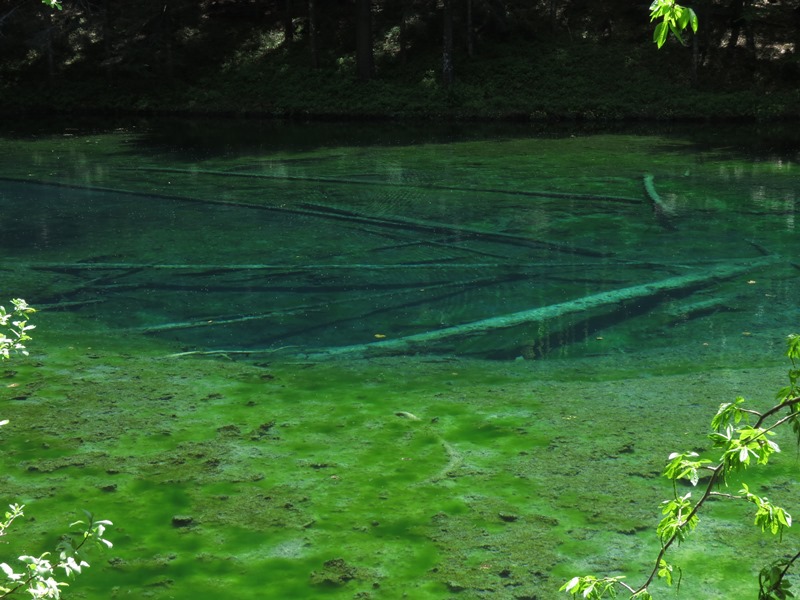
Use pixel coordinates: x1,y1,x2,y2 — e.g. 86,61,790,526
1,318,796,599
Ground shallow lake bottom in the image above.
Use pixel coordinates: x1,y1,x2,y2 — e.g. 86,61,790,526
2,320,798,599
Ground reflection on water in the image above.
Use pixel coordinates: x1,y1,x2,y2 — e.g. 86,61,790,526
0,120,797,363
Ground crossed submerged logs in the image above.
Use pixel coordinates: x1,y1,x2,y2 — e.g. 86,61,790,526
304,255,779,360
0,175,613,259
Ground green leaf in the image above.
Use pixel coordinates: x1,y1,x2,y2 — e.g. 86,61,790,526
676,6,690,30
776,508,790,527
658,558,674,586
653,21,668,48
787,334,800,361
664,451,711,486
668,22,687,45
684,6,698,32
712,397,748,431
559,576,624,598
649,0,668,19
559,576,584,595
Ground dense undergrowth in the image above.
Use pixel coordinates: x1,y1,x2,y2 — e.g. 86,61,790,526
3,34,798,121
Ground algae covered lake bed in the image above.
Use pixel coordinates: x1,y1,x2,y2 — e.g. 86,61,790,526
1,119,799,598
2,322,798,599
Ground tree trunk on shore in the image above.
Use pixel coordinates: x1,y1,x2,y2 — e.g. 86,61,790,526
442,0,454,86
356,0,373,81
308,0,319,68
283,0,294,44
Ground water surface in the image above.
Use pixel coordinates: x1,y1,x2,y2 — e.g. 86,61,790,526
0,119,798,599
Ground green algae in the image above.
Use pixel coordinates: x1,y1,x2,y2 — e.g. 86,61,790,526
2,352,796,600
2,327,797,599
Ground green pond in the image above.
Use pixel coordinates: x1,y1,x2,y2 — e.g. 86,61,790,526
0,119,798,599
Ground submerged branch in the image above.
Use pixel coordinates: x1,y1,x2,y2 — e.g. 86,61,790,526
1,176,612,259
306,255,780,359
125,165,645,204
24,261,605,272
288,201,613,257
137,275,510,333
165,347,296,358
643,173,677,230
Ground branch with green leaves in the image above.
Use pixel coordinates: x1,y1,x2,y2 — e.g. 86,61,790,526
562,333,800,600
40,1,62,10
649,0,698,48
0,509,113,599
0,297,35,429
2,298,114,598
0,299,35,361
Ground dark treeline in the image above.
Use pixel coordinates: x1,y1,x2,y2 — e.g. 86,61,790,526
0,0,798,118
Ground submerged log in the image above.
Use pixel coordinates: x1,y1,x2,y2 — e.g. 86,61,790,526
263,273,530,346
127,166,645,204
643,173,677,230
166,347,295,358
664,296,737,320
1,176,611,259
18,259,708,276
136,275,509,333
306,255,779,359
24,261,603,272
289,201,612,257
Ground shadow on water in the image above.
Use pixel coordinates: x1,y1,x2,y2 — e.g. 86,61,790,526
2,116,800,160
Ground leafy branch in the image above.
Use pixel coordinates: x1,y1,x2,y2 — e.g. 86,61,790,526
0,299,35,361
759,550,800,600
1,299,113,598
0,510,113,599
561,334,800,600
649,0,698,48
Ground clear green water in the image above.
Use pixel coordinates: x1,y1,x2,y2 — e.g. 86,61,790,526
0,119,798,599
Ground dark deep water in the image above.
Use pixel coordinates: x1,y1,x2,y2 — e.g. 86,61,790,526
0,119,798,599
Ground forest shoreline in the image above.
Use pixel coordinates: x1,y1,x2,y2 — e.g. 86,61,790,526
3,35,799,123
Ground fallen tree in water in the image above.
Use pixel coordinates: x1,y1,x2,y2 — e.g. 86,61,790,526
305,255,779,359
643,173,677,230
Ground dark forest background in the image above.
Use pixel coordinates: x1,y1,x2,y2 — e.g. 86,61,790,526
1,0,799,119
